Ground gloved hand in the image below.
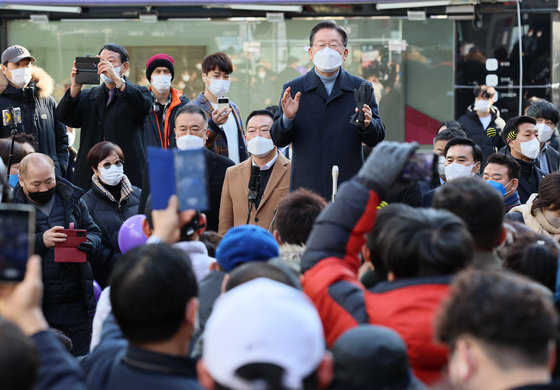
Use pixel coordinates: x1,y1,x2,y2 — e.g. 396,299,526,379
357,141,418,195
349,82,374,128
77,240,94,254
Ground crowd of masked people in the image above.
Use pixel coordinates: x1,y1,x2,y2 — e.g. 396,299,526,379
1,19,560,390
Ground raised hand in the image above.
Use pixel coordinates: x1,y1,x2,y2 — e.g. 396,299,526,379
281,87,301,120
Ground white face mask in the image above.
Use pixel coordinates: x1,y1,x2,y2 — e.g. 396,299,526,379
474,99,491,113
176,134,204,150
207,78,230,98
101,66,121,85
247,136,274,157
536,123,554,143
9,67,32,88
99,164,124,186
151,74,172,93
519,137,540,160
313,47,343,74
444,162,476,181
437,155,446,178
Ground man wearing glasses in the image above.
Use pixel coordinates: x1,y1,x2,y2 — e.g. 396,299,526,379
271,20,385,201
57,43,151,191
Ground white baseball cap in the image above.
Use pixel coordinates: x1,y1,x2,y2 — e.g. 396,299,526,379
203,278,325,389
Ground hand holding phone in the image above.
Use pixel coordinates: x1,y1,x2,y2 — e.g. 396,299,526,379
54,228,87,263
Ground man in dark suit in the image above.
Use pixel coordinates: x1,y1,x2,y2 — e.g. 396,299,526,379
271,20,385,201
56,43,151,190
139,105,234,232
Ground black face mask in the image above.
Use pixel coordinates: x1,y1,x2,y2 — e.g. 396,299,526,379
27,187,55,205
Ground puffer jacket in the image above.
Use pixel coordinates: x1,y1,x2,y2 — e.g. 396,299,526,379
82,175,141,287
0,66,68,175
13,177,102,317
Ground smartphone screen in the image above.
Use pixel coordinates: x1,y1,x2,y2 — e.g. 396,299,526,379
217,97,229,112
0,204,35,282
401,150,437,182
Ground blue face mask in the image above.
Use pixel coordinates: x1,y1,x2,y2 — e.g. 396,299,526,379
8,174,19,188
487,180,506,197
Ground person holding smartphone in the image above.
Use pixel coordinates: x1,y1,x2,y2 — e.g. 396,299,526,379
56,43,152,191
188,52,247,164
12,152,102,356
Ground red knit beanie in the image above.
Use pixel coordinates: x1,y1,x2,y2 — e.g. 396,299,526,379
146,53,175,81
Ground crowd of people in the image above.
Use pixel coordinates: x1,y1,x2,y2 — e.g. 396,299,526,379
0,19,560,390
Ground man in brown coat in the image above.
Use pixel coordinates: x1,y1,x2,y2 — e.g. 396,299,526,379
219,110,290,235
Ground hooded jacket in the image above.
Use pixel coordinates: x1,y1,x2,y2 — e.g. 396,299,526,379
0,66,68,176
458,104,505,170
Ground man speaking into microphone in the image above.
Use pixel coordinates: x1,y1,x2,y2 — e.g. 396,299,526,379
219,110,290,235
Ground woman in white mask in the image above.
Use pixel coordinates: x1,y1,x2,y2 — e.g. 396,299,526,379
81,141,142,287
509,171,560,242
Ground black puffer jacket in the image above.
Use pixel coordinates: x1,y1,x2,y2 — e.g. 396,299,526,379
0,67,68,176
82,176,141,287
13,177,102,317
458,105,505,169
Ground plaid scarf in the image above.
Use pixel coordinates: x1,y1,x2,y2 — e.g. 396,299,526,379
92,174,134,204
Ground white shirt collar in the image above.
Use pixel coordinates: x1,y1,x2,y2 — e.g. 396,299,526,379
252,150,278,170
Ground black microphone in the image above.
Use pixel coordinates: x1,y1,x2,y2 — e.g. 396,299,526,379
248,165,260,202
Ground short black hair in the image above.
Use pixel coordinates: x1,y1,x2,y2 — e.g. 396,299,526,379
527,100,560,125
434,128,467,143
437,120,463,133
202,52,233,75
309,20,348,48
502,115,537,144
275,188,327,245
376,207,473,278
99,43,129,63
485,153,520,180
175,104,208,125
436,270,559,369
246,109,275,125
443,136,483,163
110,244,197,344
473,85,495,99
433,177,504,252
503,232,559,293
0,319,38,390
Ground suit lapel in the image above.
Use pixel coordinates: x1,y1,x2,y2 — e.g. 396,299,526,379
90,85,106,133
257,154,288,211
327,68,354,105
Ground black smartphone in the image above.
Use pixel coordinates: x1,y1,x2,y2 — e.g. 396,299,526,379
217,97,229,111
0,204,35,282
400,150,437,182
75,56,100,84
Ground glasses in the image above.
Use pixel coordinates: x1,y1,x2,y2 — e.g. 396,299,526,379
312,41,345,50
100,160,123,169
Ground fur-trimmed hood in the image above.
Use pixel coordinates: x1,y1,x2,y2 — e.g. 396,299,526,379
0,65,54,98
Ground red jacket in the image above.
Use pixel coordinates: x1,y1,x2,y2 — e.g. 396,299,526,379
301,178,450,385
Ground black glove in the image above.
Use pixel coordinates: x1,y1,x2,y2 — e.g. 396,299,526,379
349,81,374,128
77,240,94,254
357,141,418,195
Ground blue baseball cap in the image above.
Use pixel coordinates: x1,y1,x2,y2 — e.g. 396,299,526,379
216,225,279,272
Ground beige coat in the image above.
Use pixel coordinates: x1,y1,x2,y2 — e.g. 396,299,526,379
218,152,290,235
509,193,560,241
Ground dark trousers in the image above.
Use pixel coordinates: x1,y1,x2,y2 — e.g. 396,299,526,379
43,299,92,356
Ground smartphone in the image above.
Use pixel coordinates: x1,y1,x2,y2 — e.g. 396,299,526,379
400,150,437,182
0,204,35,282
75,56,100,85
54,229,87,263
217,97,229,112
